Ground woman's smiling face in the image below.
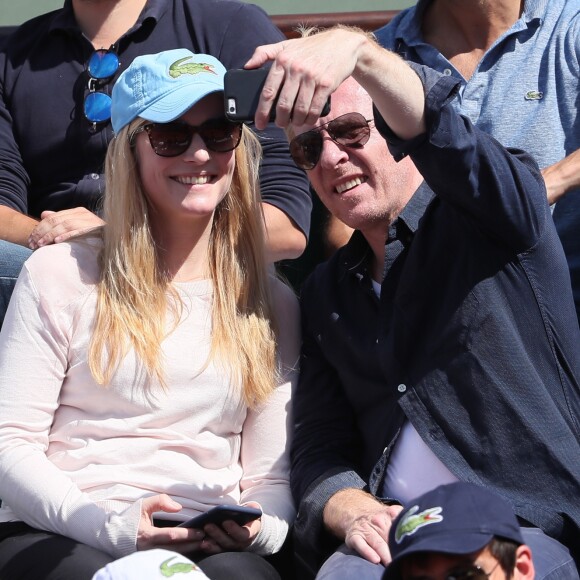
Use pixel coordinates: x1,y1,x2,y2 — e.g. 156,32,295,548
134,93,235,228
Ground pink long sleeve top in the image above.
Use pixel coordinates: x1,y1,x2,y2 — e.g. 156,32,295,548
0,238,299,558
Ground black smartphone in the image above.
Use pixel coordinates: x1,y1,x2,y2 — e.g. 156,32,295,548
176,505,262,529
224,68,331,123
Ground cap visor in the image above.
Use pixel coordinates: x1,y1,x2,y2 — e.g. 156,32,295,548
384,532,493,579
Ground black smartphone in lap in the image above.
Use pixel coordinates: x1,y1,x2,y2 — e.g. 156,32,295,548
176,504,262,529
224,68,331,123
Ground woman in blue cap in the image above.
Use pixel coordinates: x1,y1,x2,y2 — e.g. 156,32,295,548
0,49,298,580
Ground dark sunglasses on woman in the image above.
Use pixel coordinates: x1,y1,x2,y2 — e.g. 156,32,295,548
289,112,373,170
130,119,243,157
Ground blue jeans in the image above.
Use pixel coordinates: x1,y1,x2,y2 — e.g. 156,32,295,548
0,240,32,329
316,528,578,580
521,528,579,580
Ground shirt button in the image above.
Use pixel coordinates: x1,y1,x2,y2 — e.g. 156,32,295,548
443,68,452,76
90,173,100,180
397,384,407,393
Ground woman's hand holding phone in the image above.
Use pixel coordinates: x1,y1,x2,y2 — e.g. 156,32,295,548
137,497,262,554
136,494,206,554
194,502,262,554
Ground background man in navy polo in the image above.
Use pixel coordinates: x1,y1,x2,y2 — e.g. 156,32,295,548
0,0,311,327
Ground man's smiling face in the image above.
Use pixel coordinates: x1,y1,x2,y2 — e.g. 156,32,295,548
292,77,422,237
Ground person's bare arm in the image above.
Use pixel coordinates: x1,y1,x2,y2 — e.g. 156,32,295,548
0,205,38,246
262,202,306,263
8,201,302,260
323,488,403,566
246,27,426,141
0,205,104,249
542,149,580,205
27,208,105,250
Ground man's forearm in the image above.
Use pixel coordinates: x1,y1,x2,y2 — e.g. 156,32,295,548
542,148,580,205
0,205,37,247
262,202,307,263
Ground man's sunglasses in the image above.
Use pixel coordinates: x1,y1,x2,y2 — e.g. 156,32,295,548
84,49,120,125
130,119,243,157
289,112,373,170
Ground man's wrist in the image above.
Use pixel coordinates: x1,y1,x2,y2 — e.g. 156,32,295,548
323,488,387,539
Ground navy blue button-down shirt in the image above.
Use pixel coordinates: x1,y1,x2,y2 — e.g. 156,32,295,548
291,65,580,568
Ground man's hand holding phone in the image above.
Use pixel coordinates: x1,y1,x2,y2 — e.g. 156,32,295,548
224,68,330,125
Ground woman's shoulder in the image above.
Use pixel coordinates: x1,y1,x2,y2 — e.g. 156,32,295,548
23,237,102,296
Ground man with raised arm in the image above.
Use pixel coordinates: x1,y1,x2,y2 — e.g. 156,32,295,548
246,26,580,579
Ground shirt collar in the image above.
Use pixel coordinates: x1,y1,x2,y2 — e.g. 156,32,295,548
398,181,433,235
393,0,547,47
521,0,550,22
340,181,434,274
47,0,79,35
341,230,374,277
47,0,165,40
391,0,429,48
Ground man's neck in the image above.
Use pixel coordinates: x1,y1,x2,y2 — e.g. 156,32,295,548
72,0,148,48
422,0,524,79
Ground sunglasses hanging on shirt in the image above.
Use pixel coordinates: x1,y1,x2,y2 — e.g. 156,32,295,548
83,49,120,128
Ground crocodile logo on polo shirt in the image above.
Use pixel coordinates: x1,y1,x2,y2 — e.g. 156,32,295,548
524,90,543,101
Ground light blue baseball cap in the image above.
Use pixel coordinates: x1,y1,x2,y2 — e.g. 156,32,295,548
111,48,227,133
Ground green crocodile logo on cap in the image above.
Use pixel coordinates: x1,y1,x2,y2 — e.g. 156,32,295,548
395,505,443,543
169,56,217,78
160,556,199,577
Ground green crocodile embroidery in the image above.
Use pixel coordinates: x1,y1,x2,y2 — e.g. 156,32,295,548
524,90,544,101
159,556,198,577
395,505,443,543
169,56,217,78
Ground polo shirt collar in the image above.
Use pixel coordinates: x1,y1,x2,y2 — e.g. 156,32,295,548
48,0,167,38
47,0,79,35
521,0,550,22
391,0,428,48
392,0,547,47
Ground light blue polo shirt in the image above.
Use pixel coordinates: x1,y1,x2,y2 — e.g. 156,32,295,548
375,0,580,322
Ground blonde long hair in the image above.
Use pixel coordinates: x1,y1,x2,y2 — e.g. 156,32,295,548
88,119,277,407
